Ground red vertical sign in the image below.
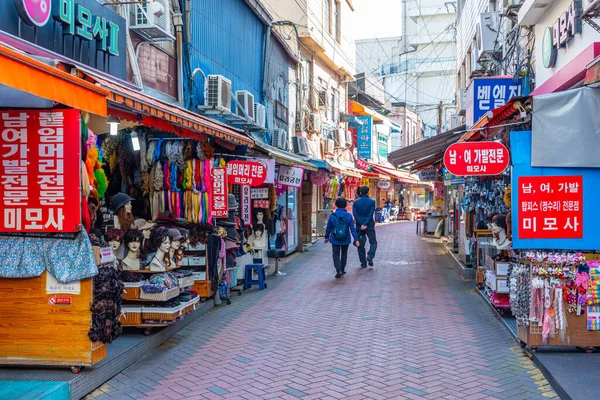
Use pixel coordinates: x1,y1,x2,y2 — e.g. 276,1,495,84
211,167,229,218
0,110,81,232
518,176,583,239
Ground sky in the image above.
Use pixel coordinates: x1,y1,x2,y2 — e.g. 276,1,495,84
350,0,403,41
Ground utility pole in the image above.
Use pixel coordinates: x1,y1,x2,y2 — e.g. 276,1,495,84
437,100,443,135
402,0,408,145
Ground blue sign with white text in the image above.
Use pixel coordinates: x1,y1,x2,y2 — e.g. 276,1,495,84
356,116,372,160
466,77,522,127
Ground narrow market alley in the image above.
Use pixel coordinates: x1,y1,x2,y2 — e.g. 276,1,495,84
86,222,557,400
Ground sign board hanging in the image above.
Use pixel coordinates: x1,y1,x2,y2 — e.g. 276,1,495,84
360,178,370,187
211,167,229,218
310,170,327,186
517,175,583,239
346,176,360,187
0,109,81,233
418,169,439,182
465,77,522,126
226,160,267,186
277,165,304,188
443,141,510,176
241,185,252,225
442,167,465,186
251,188,269,199
377,181,391,190
542,0,583,69
253,199,270,209
356,116,373,159
355,158,370,171
7,0,127,79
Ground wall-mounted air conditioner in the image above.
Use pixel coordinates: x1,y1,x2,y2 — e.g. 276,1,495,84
310,113,322,133
324,138,335,155
292,136,309,156
345,129,353,147
129,0,174,41
450,114,462,129
235,90,255,121
458,88,467,116
477,12,500,61
204,75,232,113
335,127,346,148
254,103,266,128
272,128,289,151
471,46,483,73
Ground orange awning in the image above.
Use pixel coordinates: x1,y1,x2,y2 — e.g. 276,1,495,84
91,75,253,147
370,164,421,184
0,44,108,116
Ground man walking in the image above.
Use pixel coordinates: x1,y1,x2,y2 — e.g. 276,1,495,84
324,198,360,279
353,186,377,268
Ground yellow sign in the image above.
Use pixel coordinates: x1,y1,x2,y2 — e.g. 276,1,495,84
360,178,370,186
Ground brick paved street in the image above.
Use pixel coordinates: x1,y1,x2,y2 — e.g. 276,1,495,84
86,222,557,400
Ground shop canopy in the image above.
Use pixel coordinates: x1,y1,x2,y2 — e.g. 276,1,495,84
89,74,254,147
0,44,108,116
388,125,465,168
459,98,528,142
348,100,403,131
253,142,318,171
370,164,420,184
326,159,363,177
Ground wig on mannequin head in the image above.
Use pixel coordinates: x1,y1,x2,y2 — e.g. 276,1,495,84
124,229,145,258
148,227,170,253
115,206,133,231
106,228,125,243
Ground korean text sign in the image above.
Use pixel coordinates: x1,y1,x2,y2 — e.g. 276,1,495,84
226,160,267,186
443,141,509,176
0,110,81,232
356,116,373,159
518,176,583,239
211,167,228,218
466,78,522,126
277,165,304,188
241,185,252,225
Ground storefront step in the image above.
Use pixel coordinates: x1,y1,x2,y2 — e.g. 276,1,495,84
0,381,68,400
0,300,213,400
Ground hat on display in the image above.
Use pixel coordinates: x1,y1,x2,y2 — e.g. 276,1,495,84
167,228,184,242
133,218,156,231
228,194,239,210
110,192,134,213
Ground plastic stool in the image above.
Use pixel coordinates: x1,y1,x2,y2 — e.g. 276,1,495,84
243,264,267,290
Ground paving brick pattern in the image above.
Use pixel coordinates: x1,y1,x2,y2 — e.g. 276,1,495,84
85,222,557,400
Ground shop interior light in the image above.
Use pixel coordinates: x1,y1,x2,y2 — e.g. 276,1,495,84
107,116,120,136
131,131,140,151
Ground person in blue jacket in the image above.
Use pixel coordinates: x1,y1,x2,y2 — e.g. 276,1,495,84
325,198,360,279
352,186,377,268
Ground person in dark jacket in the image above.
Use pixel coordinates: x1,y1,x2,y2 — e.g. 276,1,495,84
352,186,377,267
325,198,360,278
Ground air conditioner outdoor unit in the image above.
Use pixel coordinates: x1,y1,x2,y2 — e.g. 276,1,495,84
345,129,353,147
292,136,310,156
471,46,484,73
235,90,255,121
324,138,335,155
204,75,232,113
254,103,266,128
129,0,175,41
336,127,346,148
449,114,462,129
477,12,500,61
310,113,322,133
458,88,467,116
272,128,289,151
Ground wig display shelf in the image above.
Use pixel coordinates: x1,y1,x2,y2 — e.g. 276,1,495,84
0,272,106,371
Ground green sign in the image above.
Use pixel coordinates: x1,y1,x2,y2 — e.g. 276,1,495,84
542,27,557,69
54,0,120,56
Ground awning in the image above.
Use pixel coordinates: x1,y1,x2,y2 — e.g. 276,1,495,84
460,98,527,142
90,74,254,146
253,142,318,171
327,159,363,177
370,164,420,184
348,100,403,131
388,125,465,167
309,159,331,171
0,44,108,116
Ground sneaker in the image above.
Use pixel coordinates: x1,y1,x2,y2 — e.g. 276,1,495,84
367,256,374,267
342,269,347,275
335,272,342,279
360,264,367,269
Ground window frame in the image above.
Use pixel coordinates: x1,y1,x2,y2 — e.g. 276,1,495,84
324,0,332,35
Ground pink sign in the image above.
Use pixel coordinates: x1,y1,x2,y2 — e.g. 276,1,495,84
310,170,327,186
15,0,52,27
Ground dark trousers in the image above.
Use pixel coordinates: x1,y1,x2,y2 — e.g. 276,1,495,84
357,230,377,265
332,244,349,273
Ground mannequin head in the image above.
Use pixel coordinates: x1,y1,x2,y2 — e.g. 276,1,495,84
255,210,265,224
177,228,189,250
110,192,134,230
491,214,508,234
133,218,155,239
124,229,144,255
168,228,183,251
253,225,264,239
149,227,171,254
106,228,125,252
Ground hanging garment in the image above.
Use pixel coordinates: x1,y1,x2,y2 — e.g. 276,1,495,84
45,231,99,282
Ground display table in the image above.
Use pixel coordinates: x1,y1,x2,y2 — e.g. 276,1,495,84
0,272,105,372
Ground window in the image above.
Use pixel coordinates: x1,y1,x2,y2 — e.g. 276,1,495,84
325,0,332,34
330,89,339,123
334,1,341,43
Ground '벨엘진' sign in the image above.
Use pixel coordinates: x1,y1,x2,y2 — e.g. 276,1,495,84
518,176,583,239
466,77,522,126
0,109,81,232
211,167,228,218
277,165,304,188
226,160,267,186
443,141,509,176
418,169,439,182
7,0,126,79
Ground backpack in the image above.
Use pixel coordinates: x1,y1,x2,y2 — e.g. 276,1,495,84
332,213,349,241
